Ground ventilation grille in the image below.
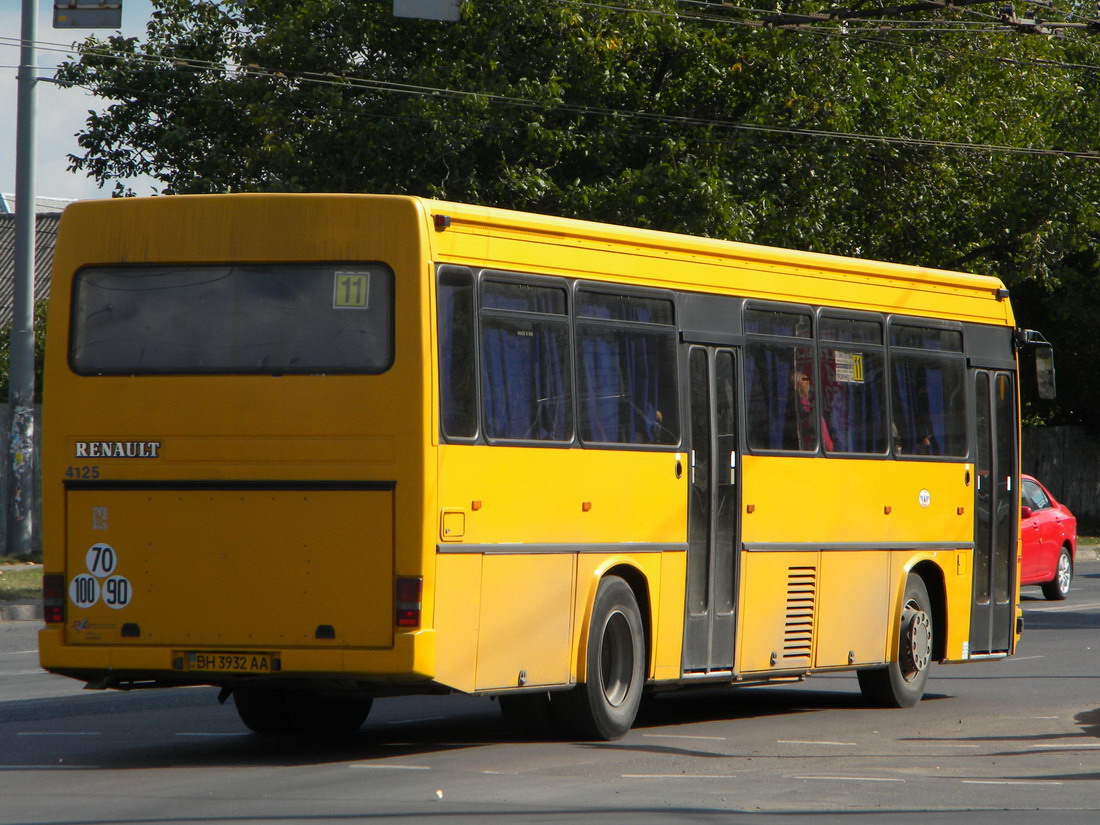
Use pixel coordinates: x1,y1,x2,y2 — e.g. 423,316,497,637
783,566,817,664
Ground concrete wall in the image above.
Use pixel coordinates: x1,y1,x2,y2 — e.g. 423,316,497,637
0,403,42,558
1022,425,1100,531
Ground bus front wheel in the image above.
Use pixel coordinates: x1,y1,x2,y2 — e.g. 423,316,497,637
553,576,645,741
858,575,933,709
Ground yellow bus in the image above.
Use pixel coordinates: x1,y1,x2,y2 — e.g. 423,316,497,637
38,194,1053,740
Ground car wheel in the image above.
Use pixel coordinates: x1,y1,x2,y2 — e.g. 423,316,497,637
858,574,933,709
1041,547,1072,601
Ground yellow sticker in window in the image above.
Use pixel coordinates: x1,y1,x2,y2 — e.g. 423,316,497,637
333,272,370,309
835,351,864,383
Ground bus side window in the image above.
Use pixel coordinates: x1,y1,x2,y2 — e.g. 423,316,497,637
744,341,817,452
437,267,478,439
890,353,967,457
818,316,888,455
576,291,679,446
479,278,573,442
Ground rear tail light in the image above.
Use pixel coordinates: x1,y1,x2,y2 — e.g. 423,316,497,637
395,576,423,628
43,574,65,624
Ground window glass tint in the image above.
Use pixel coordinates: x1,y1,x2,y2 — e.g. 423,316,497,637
577,326,679,445
820,317,882,344
993,373,1016,602
820,348,887,454
438,268,477,438
745,342,817,451
891,353,966,456
1022,479,1050,511
482,280,566,314
480,315,572,441
745,308,811,338
890,325,963,352
71,263,393,374
577,291,673,324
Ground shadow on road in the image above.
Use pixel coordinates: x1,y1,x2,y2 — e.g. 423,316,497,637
0,680,946,771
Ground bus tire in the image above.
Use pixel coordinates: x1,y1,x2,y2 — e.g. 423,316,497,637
233,687,295,735
234,688,372,737
857,575,933,709
553,576,645,741
499,691,562,739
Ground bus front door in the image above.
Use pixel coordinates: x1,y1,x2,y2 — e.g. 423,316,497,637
683,346,741,674
970,370,1018,655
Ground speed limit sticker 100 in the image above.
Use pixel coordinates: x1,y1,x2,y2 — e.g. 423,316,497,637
69,543,133,610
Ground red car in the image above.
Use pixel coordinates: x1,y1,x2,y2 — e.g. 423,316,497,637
1020,474,1077,600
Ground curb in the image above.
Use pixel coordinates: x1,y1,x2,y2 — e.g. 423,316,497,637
0,601,42,622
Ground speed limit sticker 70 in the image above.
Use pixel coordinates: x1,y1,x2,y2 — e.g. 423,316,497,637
70,543,133,609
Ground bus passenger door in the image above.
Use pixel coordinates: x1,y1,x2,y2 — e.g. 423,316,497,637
970,370,1018,654
683,347,741,674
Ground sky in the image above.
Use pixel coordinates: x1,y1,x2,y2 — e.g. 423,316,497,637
1,0,156,203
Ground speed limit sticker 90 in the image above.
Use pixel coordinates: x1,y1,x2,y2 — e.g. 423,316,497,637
70,543,132,609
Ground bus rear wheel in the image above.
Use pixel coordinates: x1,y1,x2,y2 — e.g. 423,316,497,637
553,576,645,741
234,687,372,737
499,691,562,739
858,575,933,709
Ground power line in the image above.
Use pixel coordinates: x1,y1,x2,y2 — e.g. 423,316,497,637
2,17,1098,163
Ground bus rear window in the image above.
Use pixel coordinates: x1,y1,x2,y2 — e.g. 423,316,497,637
70,263,394,375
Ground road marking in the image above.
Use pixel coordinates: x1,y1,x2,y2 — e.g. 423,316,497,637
789,775,904,782
1033,601,1100,612
1004,655,1045,662
349,764,431,770
623,774,735,779
777,740,857,746
1004,716,1059,720
642,734,727,741
961,779,1064,785
1025,743,1100,749
0,670,47,676
0,650,38,656
16,732,100,737
175,733,247,737
385,717,447,726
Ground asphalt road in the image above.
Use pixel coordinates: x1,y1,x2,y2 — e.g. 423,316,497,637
1,564,1098,825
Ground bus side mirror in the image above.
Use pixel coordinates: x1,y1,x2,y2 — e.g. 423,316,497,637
1015,330,1056,401
1034,343,1056,400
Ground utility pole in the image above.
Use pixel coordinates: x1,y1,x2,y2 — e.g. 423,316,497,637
8,0,39,560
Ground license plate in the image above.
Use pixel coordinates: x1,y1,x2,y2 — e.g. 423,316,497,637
183,652,275,673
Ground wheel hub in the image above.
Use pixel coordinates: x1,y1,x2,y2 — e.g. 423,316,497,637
900,608,932,678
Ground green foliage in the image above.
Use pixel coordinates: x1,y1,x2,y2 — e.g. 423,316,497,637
55,1,1100,422
0,300,48,403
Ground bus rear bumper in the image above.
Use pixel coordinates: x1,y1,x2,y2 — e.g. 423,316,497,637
38,627,436,688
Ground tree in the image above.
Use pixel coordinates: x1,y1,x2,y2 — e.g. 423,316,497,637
56,0,1100,421
0,300,47,403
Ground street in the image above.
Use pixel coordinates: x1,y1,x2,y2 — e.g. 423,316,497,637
1,563,1098,824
